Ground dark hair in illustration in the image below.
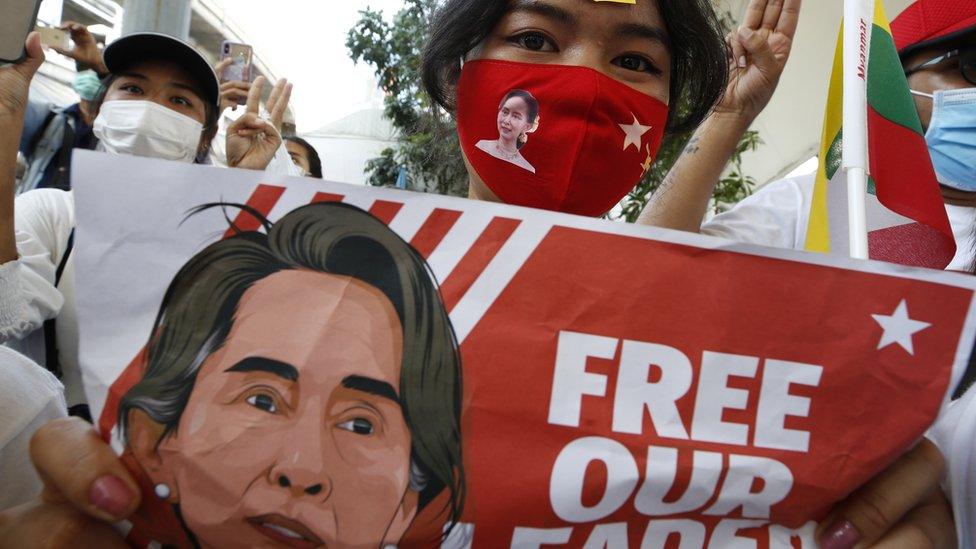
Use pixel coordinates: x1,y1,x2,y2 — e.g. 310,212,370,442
118,201,465,534
499,89,539,150
421,0,729,133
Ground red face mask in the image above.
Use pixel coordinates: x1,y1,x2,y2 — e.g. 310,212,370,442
457,59,670,217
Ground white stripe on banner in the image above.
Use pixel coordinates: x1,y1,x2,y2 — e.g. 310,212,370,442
264,184,316,223
387,201,438,243
339,192,377,212
450,220,552,344
425,209,496,282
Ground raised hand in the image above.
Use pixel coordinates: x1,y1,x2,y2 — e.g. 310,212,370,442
718,0,801,120
225,76,292,171
0,33,45,118
215,58,251,113
52,22,108,75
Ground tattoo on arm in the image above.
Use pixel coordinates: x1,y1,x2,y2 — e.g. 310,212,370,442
683,136,701,155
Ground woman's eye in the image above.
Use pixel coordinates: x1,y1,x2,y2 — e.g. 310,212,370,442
245,393,278,414
120,84,143,94
337,418,375,435
509,32,557,53
172,96,193,107
613,54,661,75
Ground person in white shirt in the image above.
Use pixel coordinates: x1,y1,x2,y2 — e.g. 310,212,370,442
0,32,290,419
0,346,67,512
639,1,976,546
640,2,976,274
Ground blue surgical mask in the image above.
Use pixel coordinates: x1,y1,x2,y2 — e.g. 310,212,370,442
913,88,976,192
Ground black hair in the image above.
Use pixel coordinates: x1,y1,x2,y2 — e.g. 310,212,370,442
91,71,220,162
284,136,324,178
421,0,728,134
119,202,465,538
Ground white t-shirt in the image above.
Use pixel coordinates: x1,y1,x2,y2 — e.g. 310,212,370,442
928,385,976,546
0,189,81,406
0,346,67,511
702,175,976,271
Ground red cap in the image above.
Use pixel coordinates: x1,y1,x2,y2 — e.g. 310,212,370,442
891,0,976,57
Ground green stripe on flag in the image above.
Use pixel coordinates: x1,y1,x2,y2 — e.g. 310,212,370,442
867,25,925,135
824,130,843,180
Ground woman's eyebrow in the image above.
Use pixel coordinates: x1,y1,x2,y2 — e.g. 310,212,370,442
615,22,670,47
225,357,299,381
342,375,400,406
508,0,575,25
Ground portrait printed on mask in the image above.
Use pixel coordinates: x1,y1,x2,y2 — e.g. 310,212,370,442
475,89,541,174
117,202,464,548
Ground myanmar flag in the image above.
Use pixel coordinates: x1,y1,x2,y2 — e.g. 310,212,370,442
805,1,956,269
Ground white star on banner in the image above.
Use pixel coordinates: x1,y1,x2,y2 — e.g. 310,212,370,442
871,300,932,355
618,114,652,152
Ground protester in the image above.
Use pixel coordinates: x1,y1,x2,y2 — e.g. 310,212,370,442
208,57,297,175
0,346,67,512
284,135,323,178
642,0,976,273
16,22,108,195
421,0,794,216
0,1,957,546
0,32,288,420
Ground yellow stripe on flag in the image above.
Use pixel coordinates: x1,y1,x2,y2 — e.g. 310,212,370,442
805,27,845,254
873,1,892,34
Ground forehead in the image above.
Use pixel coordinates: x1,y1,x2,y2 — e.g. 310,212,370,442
505,0,667,39
209,270,404,388
503,96,529,110
286,141,309,156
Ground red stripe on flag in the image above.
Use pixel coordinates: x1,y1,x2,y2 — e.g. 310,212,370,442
222,184,286,239
97,347,148,442
869,222,957,269
311,192,345,204
369,200,404,225
867,107,955,268
439,217,522,312
409,208,463,259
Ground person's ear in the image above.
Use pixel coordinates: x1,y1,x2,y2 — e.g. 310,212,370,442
382,489,420,545
127,409,180,503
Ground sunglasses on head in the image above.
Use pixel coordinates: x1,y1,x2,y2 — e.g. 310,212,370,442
904,45,976,85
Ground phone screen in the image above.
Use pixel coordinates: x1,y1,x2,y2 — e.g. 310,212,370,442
36,27,70,51
220,43,253,83
0,0,43,62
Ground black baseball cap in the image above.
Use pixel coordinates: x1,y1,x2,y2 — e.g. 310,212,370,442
103,32,220,109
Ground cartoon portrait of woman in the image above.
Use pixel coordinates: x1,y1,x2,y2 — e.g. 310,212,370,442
116,202,464,548
475,89,540,174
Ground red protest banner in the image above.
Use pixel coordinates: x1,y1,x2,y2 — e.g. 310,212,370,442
71,152,974,548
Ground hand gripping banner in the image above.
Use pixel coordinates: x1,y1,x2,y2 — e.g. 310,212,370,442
70,151,976,548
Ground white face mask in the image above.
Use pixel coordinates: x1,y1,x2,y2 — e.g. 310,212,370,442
93,100,204,163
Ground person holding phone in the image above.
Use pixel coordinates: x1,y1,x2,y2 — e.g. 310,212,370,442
16,23,106,194
0,31,289,421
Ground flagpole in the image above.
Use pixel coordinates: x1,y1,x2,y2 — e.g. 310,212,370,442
843,0,872,260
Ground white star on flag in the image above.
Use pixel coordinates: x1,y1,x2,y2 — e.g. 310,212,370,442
871,300,931,355
618,114,652,152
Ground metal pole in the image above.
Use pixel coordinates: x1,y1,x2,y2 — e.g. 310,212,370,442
120,0,192,40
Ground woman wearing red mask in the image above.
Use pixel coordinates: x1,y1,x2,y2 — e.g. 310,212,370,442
422,0,799,217
0,0,823,545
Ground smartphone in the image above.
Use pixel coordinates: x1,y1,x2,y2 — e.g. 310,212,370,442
36,26,70,50
219,41,253,106
220,41,253,82
0,0,43,63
